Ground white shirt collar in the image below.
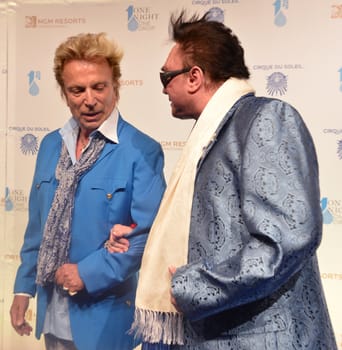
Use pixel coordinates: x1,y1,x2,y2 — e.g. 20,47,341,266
59,108,119,164
97,107,119,144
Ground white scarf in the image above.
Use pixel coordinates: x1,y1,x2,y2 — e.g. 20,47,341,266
131,78,255,345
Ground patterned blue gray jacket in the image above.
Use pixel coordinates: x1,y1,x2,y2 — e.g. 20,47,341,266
170,93,337,350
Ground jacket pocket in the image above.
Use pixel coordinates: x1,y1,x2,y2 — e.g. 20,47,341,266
90,178,127,200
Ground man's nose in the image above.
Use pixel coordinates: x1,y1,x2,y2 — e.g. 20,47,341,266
84,89,97,107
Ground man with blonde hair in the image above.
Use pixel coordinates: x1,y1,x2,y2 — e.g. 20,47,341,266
10,32,165,350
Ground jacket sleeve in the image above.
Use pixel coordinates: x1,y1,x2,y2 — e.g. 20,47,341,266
13,175,42,296
78,140,166,295
171,99,322,321
13,132,61,296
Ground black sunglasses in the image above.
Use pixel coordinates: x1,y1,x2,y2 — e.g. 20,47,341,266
160,67,191,88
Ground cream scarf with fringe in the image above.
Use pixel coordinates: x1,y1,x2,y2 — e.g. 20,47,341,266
132,78,255,346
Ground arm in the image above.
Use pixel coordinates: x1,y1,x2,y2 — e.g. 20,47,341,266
13,133,60,296
105,224,134,253
11,132,61,331
78,141,165,296
55,223,135,294
171,100,322,321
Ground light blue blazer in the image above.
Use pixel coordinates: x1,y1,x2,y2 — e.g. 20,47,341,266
14,115,166,350
170,95,337,349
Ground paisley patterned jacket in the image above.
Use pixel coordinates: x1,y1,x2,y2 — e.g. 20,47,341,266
171,94,337,350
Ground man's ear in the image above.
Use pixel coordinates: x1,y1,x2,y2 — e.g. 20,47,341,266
61,88,69,105
188,66,204,93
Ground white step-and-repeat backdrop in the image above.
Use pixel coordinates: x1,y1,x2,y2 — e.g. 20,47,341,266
0,0,341,349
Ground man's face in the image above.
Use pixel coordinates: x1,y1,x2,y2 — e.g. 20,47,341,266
161,44,195,120
62,58,117,135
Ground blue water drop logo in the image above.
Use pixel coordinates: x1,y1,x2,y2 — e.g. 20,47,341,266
273,0,287,27
127,5,139,32
28,70,40,96
274,11,287,27
5,187,14,211
321,197,333,224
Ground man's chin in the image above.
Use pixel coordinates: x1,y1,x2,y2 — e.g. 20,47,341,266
171,111,196,120
173,115,194,120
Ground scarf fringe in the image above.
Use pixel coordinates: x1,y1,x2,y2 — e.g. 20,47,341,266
130,307,184,345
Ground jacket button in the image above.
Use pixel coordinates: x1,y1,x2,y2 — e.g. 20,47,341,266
106,193,112,199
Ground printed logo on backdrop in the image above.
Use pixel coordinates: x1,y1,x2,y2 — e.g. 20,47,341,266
25,15,86,28
1,187,28,212
321,197,334,224
4,187,14,211
191,0,239,6
206,7,224,23
21,133,39,155
331,4,342,18
253,63,303,97
273,0,288,27
126,5,159,32
338,67,342,91
322,128,342,160
337,139,342,159
8,126,50,155
266,72,287,96
25,16,37,28
28,70,40,96
320,272,342,283
120,78,143,88
321,197,342,225
160,140,186,151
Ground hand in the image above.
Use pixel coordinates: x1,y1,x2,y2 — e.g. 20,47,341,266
105,224,133,253
10,295,33,336
169,265,181,312
55,263,84,295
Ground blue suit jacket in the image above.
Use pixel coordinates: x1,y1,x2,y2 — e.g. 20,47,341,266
171,95,337,349
14,115,166,350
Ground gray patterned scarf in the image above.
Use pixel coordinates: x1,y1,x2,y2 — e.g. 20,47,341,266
36,134,106,286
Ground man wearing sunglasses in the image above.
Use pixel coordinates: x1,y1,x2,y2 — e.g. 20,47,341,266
110,10,338,350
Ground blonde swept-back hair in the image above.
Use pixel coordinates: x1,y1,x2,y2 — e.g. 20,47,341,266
54,32,123,99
